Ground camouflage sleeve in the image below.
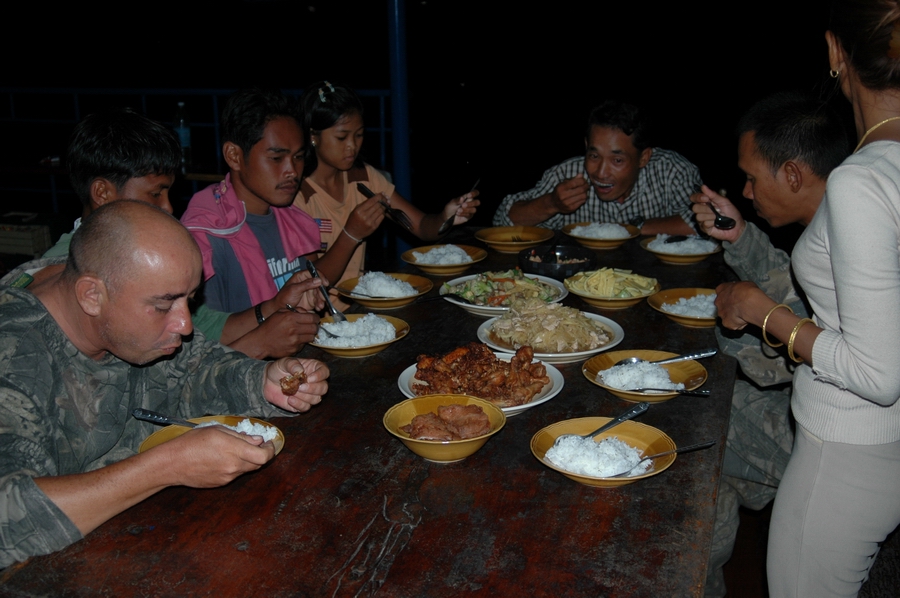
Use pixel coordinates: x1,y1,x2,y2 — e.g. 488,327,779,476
162,330,286,420
719,222,809,387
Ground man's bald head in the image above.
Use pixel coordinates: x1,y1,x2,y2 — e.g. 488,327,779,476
63,200,198,294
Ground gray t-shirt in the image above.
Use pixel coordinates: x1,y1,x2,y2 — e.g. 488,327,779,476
203,211,308,313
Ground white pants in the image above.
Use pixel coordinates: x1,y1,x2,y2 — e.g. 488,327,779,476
767,425,900,597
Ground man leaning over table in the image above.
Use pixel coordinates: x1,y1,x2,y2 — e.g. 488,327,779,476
492,100,700,235
0,201,329,566
33,107,324,359
693,92,849,598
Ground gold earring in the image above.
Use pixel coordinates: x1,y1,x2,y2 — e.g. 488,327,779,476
830,69,840,79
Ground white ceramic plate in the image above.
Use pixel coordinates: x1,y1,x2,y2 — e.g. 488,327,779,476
476,313,625,364
397,353,564,417
439,273,568,317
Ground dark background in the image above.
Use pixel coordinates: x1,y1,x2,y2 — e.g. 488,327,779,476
3,0,838,249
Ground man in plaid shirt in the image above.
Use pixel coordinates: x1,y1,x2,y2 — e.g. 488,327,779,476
493,100,700,235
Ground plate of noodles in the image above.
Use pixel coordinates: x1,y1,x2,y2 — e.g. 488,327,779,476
475,299,624,364
565,268,660,309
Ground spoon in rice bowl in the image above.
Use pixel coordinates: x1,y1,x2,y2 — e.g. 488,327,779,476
554,402,650,446
607,440,717,478
614,347,717,367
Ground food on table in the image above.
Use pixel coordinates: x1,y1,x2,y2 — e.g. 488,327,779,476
545,435,652,477
569,222,630,239
413,342,550,407
442,268,560,307
490,298,612,353
566,268,657,298
401,403,492,440
661,294,717,318
315,313,396,347
526,254,588,264
412,245,473,265
352,272,416,297
197,418,279,442
279,371,306,395
597,361,685,391
647,234,718,255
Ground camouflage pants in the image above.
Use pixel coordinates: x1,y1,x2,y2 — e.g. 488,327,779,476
705,380,794,597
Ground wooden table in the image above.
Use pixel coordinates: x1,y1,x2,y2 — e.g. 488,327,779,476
1,230,737,597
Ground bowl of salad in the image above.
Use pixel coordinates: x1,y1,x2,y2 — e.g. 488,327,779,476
440,268,567,317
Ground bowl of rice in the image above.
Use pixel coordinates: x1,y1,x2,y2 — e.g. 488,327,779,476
474,226,554,253
561,222,640,249
582,350,709,402
401,244,487,276
309,313,410,358
530,417,676,487
647,288,717,328
383,395,507,463
641,235,721,265
564,268,660,309
335,272,433,310
139,415,285,455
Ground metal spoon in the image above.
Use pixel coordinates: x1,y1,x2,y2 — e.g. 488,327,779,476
554,402,650,446
614,348,717,367
306,261,347,323
663,235,690,244
132,408,197,428
608,440,717,478
708,202,737,230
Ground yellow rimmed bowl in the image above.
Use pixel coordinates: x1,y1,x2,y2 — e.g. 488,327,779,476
383,395,507,463
561,222,640,249
531,417,676,487
564,272,659,309
474,226,554,253
139,415,285,455
640,237,722,265
309,314,409,358
401,245,487,276
647,288,717,328
335,273,433,310
582,349,708,403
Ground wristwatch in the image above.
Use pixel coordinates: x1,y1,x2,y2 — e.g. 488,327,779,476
628,215,645,231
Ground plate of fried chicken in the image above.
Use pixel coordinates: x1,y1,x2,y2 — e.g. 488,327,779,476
398,342,564,417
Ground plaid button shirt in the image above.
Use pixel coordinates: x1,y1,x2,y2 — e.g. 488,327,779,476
492,148,701,230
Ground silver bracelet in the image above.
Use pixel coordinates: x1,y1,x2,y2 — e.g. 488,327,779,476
342,228,362,244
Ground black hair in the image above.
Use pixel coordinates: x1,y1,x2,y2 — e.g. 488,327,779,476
586,100,650,151
737,92,849,179
300,80,365,176
829,0,900,91
67,108,181,207
221,88,302,156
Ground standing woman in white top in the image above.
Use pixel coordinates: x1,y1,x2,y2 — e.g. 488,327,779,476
294,81,479,293
715,1,900,595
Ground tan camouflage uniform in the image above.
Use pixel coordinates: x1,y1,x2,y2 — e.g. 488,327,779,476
0,280,286,567
705,222,805,597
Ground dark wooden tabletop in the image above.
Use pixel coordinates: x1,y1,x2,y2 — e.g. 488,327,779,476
1,229,737,598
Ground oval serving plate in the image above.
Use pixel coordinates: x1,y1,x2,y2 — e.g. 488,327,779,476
476,313,624,364
397,353,564,417
440,272,567,317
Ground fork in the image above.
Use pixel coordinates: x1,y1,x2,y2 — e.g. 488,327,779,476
305,261,347,324
286,301,340,338
357,183,414,232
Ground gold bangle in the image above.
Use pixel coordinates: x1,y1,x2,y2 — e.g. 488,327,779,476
762,303,793,348
788,318,815,363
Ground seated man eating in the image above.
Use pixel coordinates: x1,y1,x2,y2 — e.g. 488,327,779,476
493,100,700,236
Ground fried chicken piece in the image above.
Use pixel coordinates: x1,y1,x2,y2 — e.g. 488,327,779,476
280,370,307,396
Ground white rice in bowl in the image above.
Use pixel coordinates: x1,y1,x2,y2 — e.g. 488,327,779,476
412,245,473,265
569,222,630,239
662,294,717,318
197,418,278,442
315,313,396,347
546,435,652,477
353,272,416,297
647,234,718,255
597,361,685,391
